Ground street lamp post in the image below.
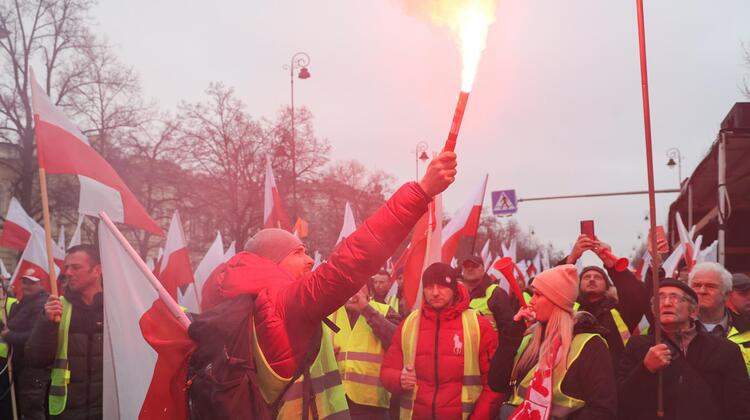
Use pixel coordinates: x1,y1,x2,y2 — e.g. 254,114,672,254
283,52,311,222
415,141,429,180
666,147,682,186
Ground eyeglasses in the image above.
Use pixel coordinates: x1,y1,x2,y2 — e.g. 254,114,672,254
653,293,691,304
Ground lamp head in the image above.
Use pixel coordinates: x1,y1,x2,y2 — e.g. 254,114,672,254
667,157,677,168
298,67,310,79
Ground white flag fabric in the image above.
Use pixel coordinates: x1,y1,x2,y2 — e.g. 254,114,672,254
180,231,224,314
69,214,85,248
480,240,491,270
224,241,236,261
0,197,44,251
0,258,10,279
57,225,66,250
336,202,357,245
158,211,194,299
662,243,685,278
440,174,488,263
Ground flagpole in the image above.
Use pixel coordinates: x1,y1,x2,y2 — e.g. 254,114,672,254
98,211,191,329
635,1,664,417
38,168,59,298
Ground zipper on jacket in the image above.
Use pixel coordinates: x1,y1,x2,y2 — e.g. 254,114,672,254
431,317,440,419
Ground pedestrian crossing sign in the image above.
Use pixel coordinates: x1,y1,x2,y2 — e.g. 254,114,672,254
491,189,517,215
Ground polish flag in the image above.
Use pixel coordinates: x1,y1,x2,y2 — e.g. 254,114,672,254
30,70,162,235
661,243,684,279
158,211,195,300
98,213,194,420
68,214,85,248
480,239,491,271
403,195,443,309
335,202,357,245
441,174,488,263
675,213,694,271
179,231,225,314
224,241,236,261
263,156,291,230
9,228,63,298
0,197,43,251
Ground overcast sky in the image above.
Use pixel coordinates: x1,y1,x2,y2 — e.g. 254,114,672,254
92,0,749,262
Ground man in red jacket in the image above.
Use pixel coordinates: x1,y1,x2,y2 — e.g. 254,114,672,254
380,263,502,419
193,152,457,419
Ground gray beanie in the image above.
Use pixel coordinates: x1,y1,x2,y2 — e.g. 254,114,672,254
243,228,302,264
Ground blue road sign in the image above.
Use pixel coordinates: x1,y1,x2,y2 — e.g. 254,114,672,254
491,189,517,216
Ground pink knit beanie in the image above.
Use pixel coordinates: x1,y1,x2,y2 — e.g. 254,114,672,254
532,264,580,313
243,228,302,264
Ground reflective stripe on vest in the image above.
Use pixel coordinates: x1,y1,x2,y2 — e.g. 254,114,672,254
253,320,350,420
572,303,631,346
469,284,498,331
49,297,73,415
331,301,391,408
510,333,602,418
728,326,750,377
0,297,18,358
399,309,483,420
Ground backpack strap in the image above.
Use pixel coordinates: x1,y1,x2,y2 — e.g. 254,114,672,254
271,325,324,418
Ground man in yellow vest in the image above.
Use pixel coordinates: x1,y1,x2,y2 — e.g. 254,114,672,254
331,285,401,419
380,263,502,419
26,244,103,420
460,255,515,334
2,268,49,420
564,235,648,367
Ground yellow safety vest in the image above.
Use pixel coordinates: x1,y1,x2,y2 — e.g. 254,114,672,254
0,297,18,358
469,283,499,331
330,302,391,408
399,308,483,420
727,326,750,377
573,303,631,346
510,333,602,418
252,320,349,419
49,297,73,415
387,295,400,314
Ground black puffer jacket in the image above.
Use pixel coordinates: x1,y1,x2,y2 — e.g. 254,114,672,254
26,291,103,420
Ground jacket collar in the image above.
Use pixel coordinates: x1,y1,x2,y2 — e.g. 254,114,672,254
420,283,470,321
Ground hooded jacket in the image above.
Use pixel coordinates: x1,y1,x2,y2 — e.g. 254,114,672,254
380,284,502,419
200,182,430,379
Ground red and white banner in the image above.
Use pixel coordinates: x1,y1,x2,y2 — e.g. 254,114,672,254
30,70,162,235
9,228,63,298
158,211,194,300
263,156,291,230
99,213,194,420
179,231,225,314
0,197,44,251
335,202,357,245
441,174,488,263
509,336,561,420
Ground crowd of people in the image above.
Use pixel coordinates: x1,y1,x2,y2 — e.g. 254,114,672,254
1,151,749,419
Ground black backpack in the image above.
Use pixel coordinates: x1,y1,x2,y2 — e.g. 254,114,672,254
187,294,323,420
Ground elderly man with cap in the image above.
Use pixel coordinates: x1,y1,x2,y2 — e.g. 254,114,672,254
617,278,750,420
1,268,49,420
460,255,515,334
380,262,502,419
489,265,617,419
189,152,457,420
564,234,649,367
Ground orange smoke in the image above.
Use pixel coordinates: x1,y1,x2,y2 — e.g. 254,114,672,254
402,0,497,91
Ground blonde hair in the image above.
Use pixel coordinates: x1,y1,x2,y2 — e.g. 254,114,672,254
512,306,574,382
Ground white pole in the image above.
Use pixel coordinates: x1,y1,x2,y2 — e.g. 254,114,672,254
98,211,191,329
718,133,727,266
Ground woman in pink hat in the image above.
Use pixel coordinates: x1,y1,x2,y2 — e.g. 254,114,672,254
489,265,617,419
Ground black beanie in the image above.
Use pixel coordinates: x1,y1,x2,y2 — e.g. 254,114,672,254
422,262,459,292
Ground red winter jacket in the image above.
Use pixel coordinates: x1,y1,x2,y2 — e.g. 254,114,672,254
380,284,503,419
201,182,430,378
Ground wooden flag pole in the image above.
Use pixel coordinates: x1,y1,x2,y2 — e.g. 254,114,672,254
635,0,664,417
38,168,59,298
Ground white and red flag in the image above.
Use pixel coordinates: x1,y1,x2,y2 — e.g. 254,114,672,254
509,336,561,420
99,213,194,420
403,195,443,309
441,174,488,263
0,197,44,251
158,211,195,300
336,202,357,245
9,228,63,297
179,231,225,314
480,239,491,270
30,71,162,235
675,213,695,271
263,156,291,230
